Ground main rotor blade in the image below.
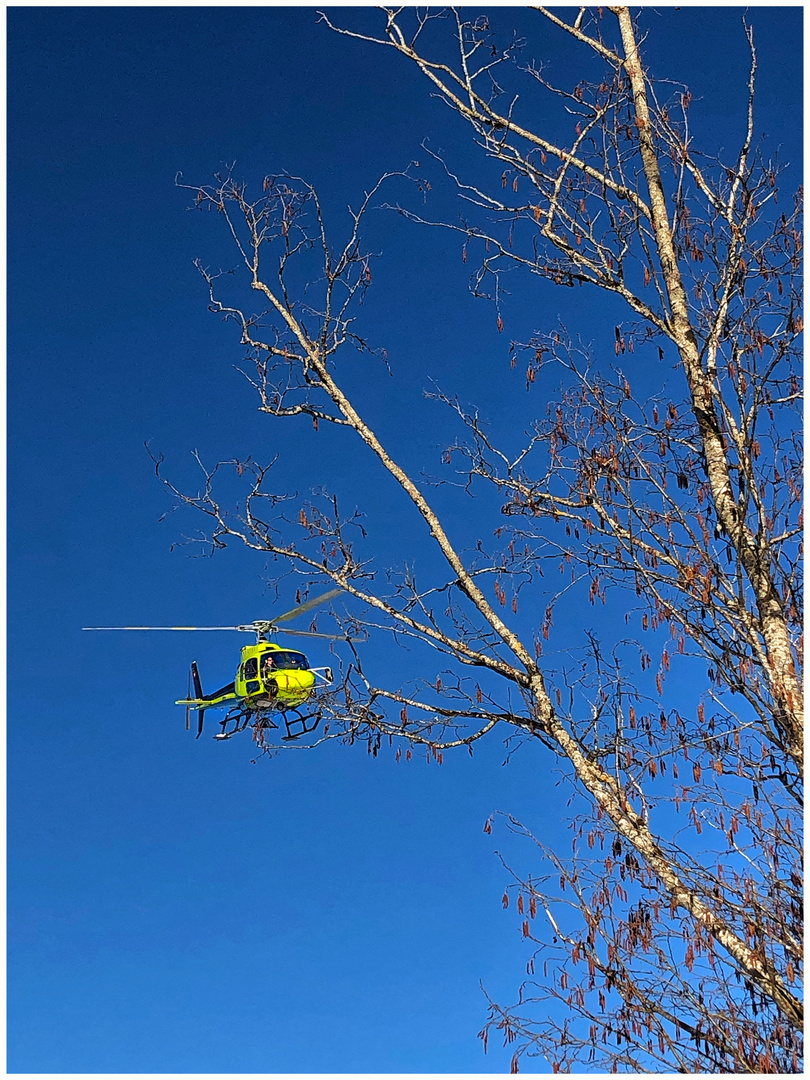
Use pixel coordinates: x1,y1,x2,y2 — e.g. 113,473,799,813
272,587,344,625
279,628,354,640
82,626,245,632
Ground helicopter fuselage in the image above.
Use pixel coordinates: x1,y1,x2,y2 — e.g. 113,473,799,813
176,641,333,717
235,642,316,708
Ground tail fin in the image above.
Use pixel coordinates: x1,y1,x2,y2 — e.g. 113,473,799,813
191,661,203,698
191,661,205,739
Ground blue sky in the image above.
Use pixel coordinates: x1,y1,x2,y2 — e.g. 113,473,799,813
8,5,802,1075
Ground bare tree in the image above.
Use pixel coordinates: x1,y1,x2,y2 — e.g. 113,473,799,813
162,7,802,1072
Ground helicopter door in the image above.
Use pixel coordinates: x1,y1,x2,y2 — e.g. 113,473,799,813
243,656,261,695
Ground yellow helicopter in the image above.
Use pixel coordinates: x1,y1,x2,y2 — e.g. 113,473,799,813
83,588,349,741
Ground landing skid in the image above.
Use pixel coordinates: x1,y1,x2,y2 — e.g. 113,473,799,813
211,706,320,743
281,710,320,740
214,708,273,741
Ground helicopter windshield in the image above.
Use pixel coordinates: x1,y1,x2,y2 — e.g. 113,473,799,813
263,650,309,671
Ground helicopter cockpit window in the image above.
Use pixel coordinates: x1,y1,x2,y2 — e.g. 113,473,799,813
244,657,258,678
264,651,309,671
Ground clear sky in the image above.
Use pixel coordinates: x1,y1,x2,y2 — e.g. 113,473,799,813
8,5,802,1075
